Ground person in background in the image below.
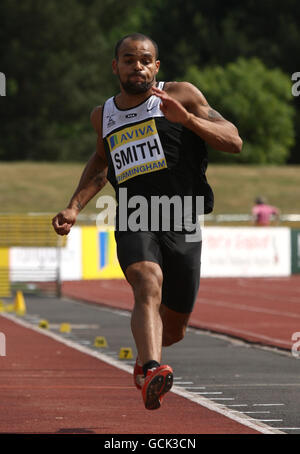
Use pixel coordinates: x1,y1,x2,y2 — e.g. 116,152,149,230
252,197,280,226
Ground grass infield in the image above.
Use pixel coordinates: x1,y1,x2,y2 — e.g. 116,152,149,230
0,162,299,225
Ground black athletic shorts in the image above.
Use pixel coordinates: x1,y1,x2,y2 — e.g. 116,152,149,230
114,230,202,314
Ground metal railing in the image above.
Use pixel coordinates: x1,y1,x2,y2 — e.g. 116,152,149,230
0,214,65,297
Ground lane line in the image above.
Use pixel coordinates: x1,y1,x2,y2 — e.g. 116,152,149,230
196,297,300,318
253,403,285,406
194,392,223,395
185,387,206,390
1,312,286,435
198,286,300,305
252,419,283,422
231,411,270,414
190,321,292,348
227,404,248,407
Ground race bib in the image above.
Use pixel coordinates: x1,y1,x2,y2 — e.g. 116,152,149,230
107,118,167,184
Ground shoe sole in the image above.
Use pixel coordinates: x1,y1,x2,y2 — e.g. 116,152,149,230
144,370,173,410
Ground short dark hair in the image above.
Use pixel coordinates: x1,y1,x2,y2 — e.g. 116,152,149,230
114,33,159,60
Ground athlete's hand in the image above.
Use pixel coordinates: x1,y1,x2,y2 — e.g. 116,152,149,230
151,86,191,126
52,208,78,236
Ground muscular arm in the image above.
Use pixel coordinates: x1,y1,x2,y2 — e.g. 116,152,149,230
152,82,242,154
66,107,108,213
52,106,108,235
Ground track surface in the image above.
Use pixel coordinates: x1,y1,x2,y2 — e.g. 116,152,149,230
1,278,300,435
1,313,261,435
62,276,300,350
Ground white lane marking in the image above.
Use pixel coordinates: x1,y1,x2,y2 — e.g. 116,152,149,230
191,321,292,348
227,404,248,407
197,297,300,319
1,312,286,435
198,285,300,305
232,411,270,414
194,392,223,395
184,387,206,390
189,328,294,358
252,419,283,422
253,403,285,406
174,381,194,385
271,428,300,430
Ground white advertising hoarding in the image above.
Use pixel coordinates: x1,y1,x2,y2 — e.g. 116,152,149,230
9,226,82,281
201,227,291,277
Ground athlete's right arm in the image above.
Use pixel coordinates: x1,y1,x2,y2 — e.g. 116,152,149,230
52,106,108,235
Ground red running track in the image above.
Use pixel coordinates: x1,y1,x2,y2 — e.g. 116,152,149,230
0,316,260,434
62,276,300,351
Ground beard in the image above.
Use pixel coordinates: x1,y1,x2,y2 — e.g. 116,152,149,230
119,74,154,94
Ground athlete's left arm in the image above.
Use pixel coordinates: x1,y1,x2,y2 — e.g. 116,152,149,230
152,82,242,154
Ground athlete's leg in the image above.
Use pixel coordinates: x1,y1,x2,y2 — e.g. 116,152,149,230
114,230,163,367
159,304,191,347
159,231,202,346
125,260,163,366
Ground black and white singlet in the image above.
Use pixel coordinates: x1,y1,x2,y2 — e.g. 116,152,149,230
102,81,214,231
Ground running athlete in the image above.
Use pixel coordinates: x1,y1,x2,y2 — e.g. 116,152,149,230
52,33,242,410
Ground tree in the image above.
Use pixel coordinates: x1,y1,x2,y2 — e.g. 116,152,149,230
183,58,295,164
138,0,300,163
0,0,145,161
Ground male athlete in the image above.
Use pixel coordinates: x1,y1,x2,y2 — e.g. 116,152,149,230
52,33,242,410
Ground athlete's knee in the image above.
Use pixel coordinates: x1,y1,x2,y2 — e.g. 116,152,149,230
162,326,186,347
126,261,163,300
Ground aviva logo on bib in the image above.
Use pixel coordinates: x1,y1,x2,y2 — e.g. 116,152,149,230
107,119,167,183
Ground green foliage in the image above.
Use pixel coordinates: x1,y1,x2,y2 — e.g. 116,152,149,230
0,0,144,161
1,0,300,163
184,58,295,164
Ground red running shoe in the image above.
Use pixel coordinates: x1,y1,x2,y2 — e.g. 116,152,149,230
142,365,173,410
133,357,144,390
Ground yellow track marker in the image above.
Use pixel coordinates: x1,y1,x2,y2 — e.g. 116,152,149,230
39,319,49,329
59,323,71,333
93,336,108,348
119,347,133,359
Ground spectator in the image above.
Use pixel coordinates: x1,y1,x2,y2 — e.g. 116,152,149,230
252,197,280,226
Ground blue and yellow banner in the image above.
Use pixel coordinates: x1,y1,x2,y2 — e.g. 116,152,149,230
81,227,124,279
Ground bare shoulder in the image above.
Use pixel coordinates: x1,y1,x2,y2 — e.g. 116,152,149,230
90,105,103,134
164,81,208,108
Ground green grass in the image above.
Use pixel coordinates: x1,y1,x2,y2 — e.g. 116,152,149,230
0,162,299,220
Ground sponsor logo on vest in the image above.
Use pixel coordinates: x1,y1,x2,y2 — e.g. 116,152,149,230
125,113,137,118
107,119,167,183
106,114,116,128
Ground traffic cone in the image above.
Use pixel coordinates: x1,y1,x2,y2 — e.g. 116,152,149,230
14,291,26,316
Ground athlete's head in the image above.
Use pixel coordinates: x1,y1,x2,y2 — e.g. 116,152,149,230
112,33,160,95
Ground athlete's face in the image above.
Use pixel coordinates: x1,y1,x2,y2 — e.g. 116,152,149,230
112,39,160,95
